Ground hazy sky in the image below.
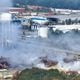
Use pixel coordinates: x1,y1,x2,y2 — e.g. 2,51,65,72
0,0,12,7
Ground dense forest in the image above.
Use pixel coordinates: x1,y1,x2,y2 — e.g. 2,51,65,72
13,0,80,9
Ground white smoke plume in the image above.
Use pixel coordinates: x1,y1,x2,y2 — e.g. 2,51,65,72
0,0,12,12
0,0,12,7
0,21,80,71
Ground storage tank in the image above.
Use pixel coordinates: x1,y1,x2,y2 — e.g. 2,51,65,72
38,27,48,38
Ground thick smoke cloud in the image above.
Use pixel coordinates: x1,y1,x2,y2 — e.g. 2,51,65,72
1,22,80,71
0,0,12,7
0,0,12,12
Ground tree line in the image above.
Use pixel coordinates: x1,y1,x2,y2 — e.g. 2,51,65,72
13,0,80,9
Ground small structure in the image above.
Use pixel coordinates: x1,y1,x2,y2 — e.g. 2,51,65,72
9,7,25,14
0,56,10,69
0,69,20,80
39,56,58,67
63,58,77,63
66,71,78,75
21,18,32,29
47,17,59,25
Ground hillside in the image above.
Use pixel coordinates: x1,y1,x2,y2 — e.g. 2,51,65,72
17,68,80,80
13,0,80,9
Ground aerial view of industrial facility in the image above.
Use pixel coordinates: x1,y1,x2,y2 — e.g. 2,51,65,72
0,0,80,80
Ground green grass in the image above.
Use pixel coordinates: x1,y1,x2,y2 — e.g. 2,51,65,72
17,68,80,80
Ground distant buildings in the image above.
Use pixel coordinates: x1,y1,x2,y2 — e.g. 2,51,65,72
8,7,25,14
